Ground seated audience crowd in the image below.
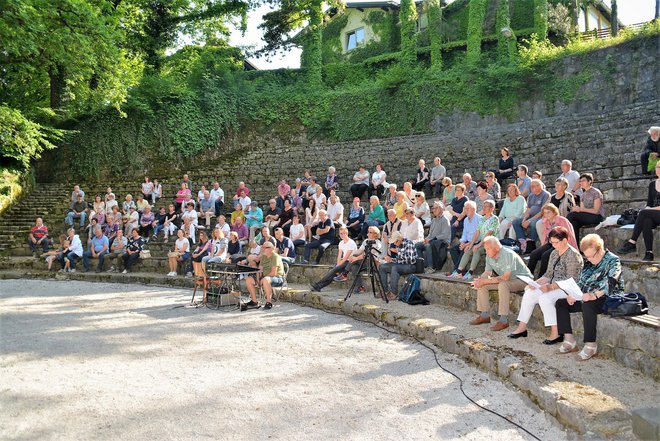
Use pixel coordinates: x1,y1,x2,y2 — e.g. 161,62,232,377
25,129,657,357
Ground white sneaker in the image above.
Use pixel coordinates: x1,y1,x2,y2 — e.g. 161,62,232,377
69,269,76,273
424,268,435,274
185,272,193,278
122,269,127,274
107,266,116,273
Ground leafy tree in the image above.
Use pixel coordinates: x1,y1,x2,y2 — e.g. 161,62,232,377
259,0,337,86
121,0,249,72
0,105,63,169
399,0,418,68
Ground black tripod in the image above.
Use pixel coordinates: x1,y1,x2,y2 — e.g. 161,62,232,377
345,242,388,303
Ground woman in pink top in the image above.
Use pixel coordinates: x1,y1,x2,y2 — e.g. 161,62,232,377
528,203,577,276
175,183,191,213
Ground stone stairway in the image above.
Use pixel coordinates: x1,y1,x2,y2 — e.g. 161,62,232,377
0,183,71,254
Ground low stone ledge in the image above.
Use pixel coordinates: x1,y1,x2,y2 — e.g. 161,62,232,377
278,289,635,439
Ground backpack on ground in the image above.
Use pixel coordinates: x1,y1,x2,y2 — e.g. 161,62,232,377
398,275,429,305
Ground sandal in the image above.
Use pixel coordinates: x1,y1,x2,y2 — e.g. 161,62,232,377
576,345,597,361
557,339,577,354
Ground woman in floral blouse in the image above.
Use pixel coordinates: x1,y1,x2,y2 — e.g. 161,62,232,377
555,233,624,361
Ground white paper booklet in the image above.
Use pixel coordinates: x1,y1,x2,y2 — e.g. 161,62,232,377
556,278,584,301
518,275,541,289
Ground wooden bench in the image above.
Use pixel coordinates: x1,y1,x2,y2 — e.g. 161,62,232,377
623,314,660,329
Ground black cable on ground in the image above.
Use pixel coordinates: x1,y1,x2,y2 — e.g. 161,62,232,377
307,305,542,441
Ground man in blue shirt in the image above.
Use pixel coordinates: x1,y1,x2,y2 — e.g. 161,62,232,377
449,201,482,275
274,228,296,264
83,227,110,273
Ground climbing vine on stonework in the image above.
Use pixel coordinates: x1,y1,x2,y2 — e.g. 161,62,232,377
466,0,488,64
399,0,418,67
427,0,443,69
534,0,549,40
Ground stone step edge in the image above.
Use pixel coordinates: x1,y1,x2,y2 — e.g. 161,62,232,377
0,269,634,438
278,289,634,439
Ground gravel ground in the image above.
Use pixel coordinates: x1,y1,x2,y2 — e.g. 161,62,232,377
0,280,572,441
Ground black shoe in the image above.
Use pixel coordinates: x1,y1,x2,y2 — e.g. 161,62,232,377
643,251,654,262
507,330,528,339
264,302,272,310
617,241,637,254
310,283,321,292
246,300,259,307
95,269,101,273
543,335,564,345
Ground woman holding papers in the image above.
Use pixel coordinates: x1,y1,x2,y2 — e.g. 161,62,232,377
508,227,583,344
555,233,625,361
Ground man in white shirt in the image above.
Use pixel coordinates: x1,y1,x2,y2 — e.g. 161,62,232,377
210,181,225,216
430,157,446,198
181,202,199,227
559,159,581,195
326,193,344,227
238,190,251,211
401,207,424,243
310,227,357,291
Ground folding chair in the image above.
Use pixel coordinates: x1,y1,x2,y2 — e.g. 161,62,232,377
190,261,207,305
271,261,289,303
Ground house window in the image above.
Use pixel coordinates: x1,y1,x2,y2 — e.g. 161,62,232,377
346,28,365,51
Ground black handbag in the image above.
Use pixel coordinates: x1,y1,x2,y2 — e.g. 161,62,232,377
617,209,640,226
603,292,649,317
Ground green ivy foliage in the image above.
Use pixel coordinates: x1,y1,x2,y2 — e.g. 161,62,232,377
55,23,660,181
427,0,443,69
399,0,418,67
466,0,488,64
534,0,549,40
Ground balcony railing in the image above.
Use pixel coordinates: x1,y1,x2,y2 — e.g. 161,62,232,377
574,22,648,41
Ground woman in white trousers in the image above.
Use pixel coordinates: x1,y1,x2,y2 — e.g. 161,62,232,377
507,226,583,344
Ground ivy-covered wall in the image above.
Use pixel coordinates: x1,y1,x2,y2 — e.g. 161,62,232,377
36,33,660,183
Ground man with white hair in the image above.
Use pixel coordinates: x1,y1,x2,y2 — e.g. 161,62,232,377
302,209,335,264
559,160,580,195
417,202,451,272
462,173,477,200
641,126,660,175
469,236,533,331
512,179,550,253
449,200,481,276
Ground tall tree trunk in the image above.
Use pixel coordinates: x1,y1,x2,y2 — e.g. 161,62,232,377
399,0,418,68
427,0,442,69
611,0,618,37
656,0,659,19
306,0,323,86
49,65,65,110
466,0,487,65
